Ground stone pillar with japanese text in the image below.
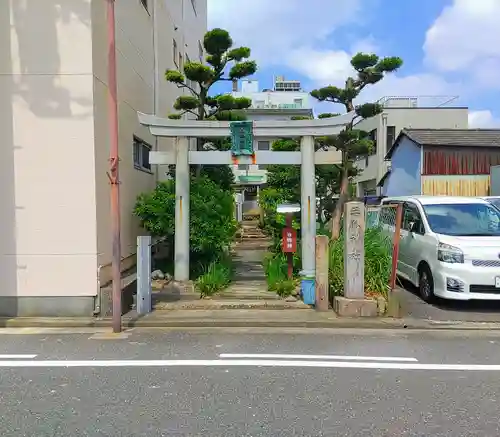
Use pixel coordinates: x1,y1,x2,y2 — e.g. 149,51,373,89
343,201,365,299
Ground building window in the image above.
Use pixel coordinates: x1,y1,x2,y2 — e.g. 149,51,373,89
386,126,396,153
368,129,377,155
173,39,178,67
293,98,303,108
198,41,203,61
133,137,152,172
140,0,148,11
191,0,197,15
257,142,269,169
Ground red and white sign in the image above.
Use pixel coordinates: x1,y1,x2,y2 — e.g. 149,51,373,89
282,227,297,253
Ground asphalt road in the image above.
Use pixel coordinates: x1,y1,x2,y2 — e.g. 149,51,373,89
2,328,500,436
397,279,500,322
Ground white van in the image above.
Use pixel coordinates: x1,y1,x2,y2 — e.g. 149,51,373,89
381,196,500,302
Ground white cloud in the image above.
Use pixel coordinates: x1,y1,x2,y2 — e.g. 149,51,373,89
207,0,498,120
208,0,363,67
207,0,463,102
469,110,500,128
424,0,500,87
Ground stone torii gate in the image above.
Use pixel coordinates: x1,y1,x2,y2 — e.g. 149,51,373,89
138,112,355,282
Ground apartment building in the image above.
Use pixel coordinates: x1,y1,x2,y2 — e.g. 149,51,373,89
230,77,313,211
0,0,207,317
354,96,469,196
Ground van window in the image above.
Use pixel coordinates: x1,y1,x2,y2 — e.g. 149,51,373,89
382,199,401,206
423,203,500,236
403,203,424,234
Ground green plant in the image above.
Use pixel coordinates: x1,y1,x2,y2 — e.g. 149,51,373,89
364,227,392,299
134,175,237,278
328,227,392,302
311,52,403,239
263,253,300,298
263,253,288,291
275,280,295,298
165,28,257,187
195,256,233,297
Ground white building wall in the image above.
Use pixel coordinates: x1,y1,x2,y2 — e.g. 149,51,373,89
232,89,311,109
0,0,207,315
0,0,98,309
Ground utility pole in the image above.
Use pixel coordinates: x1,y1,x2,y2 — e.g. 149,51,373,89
106,0,122,333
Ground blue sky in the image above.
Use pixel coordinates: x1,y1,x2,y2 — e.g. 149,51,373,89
208,0,500,127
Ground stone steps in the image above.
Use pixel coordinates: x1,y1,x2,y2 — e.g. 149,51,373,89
216,282,279,300
154,299,310,310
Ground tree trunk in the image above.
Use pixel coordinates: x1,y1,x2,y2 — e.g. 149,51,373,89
330,156,349,240
194,90,207,176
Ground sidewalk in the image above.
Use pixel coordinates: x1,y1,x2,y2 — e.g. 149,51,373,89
3,309,500,330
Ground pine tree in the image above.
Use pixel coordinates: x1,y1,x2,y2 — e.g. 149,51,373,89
311,52,403,239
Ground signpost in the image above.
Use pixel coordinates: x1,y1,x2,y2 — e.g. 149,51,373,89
277,204,300,279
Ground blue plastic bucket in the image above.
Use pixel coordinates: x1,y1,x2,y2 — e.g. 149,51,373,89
301,278,315,305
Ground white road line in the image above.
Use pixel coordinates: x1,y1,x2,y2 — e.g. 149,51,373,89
0,354,37,359
219,353,418,362
0,359,498,370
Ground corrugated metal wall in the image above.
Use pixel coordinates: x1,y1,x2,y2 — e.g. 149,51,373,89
422,147,500,175
421,175,490,196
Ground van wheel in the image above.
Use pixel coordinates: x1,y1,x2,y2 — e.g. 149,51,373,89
418,265,435,303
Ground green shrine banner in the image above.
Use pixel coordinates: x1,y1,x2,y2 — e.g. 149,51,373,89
230,121,254,156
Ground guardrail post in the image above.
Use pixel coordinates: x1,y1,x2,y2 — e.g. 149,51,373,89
137,235,152,314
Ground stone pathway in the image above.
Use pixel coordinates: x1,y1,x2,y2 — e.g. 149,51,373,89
151,219,310,310
215,239,280,301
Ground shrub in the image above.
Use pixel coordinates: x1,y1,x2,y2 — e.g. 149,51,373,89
275,280,295,297
263,253,287,291
195,255,233,297
263,253,298,297
134,175,237,277
328,227,392,301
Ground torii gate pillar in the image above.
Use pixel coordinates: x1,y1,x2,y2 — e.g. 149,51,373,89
300,136,316,276
174,137,190,281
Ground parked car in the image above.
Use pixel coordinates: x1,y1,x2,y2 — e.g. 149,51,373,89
479,196,500,210
380,196,500,302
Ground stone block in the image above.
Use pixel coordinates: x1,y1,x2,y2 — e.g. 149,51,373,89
333,296,378,317
376,296,387,316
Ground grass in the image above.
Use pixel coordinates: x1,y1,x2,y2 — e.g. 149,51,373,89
261,224,392,304
263,253,296,297
328,227,392,301
195,255,233,298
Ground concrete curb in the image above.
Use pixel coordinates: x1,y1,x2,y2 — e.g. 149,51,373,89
154,300,310,310
2,316,500,330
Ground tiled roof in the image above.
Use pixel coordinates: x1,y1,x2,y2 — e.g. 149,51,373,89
385,128,500,159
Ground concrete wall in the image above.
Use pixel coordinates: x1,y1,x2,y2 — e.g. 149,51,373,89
491,165,500,196
354,107,469,193
381,137,422,197
0,0,98,315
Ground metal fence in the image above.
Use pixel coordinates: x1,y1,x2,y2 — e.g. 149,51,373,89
366,203,403,291
135,236,172,315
